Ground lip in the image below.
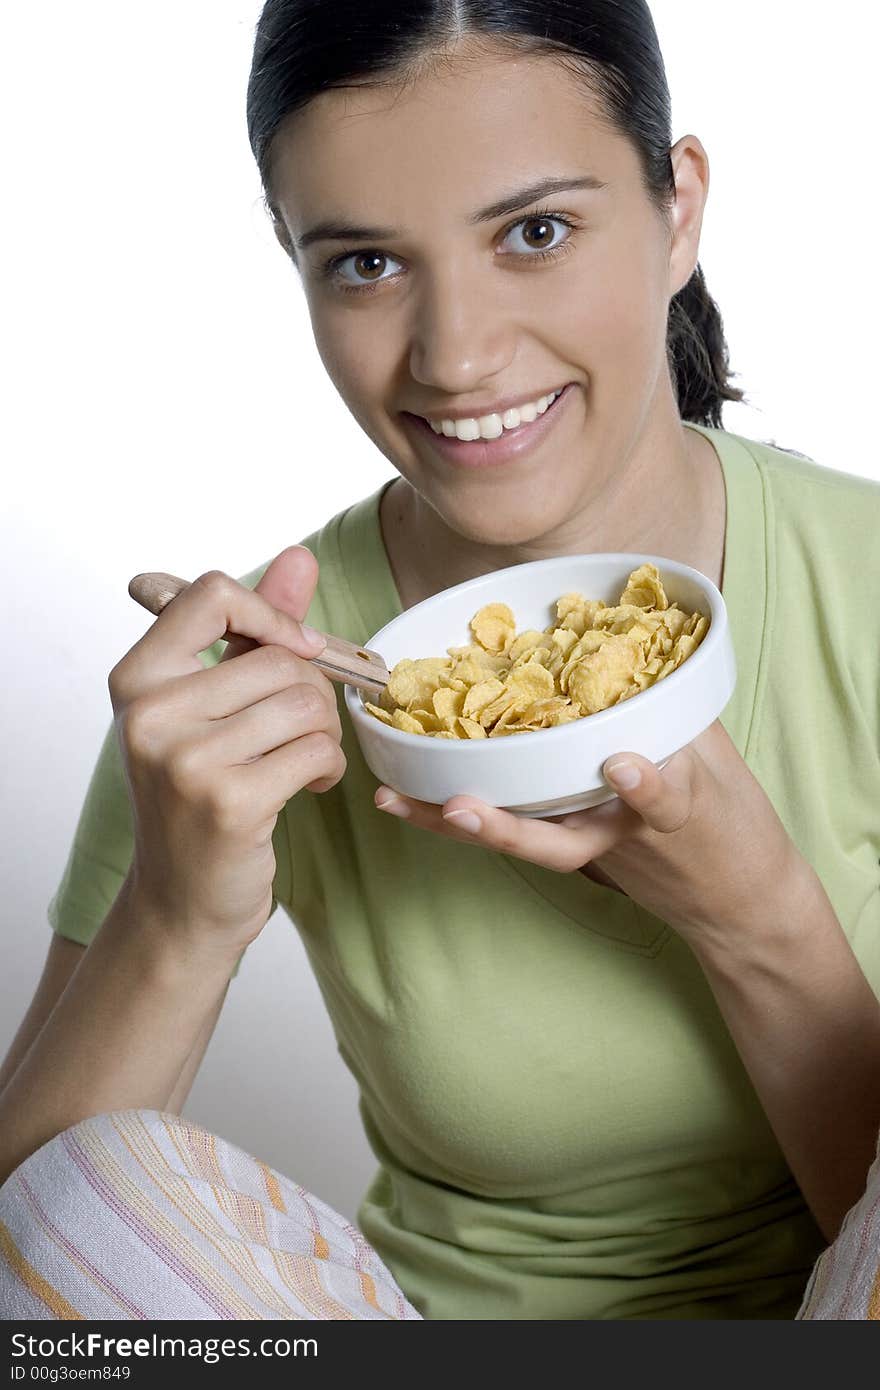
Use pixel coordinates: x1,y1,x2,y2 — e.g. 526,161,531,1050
413,385,569,423
402,382,576,469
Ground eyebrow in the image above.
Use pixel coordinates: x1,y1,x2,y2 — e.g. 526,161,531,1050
293,174,608,252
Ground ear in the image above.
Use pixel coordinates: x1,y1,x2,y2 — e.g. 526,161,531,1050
667,134,710,297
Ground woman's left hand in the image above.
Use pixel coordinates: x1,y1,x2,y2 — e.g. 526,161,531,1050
373,718,805,946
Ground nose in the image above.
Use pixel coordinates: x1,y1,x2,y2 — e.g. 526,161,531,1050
407,263,515,395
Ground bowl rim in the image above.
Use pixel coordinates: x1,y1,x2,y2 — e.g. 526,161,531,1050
344,551,726,748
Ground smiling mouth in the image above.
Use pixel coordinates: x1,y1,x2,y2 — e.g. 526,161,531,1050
418,387,567,441
402,382,575,468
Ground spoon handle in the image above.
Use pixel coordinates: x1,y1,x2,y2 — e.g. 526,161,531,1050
127,571,390,697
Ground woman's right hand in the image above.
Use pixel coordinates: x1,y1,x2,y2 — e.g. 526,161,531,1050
108,546,345,958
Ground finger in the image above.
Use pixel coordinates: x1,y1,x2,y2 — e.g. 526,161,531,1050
556,793,642,838
601,749,695,834
137,643,339,728
121,566,326,693
219,545,320,663
374,785,632,873
212,682,342,764
235,729,348,814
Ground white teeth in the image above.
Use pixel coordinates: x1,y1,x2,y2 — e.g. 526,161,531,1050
454,418,481,441
477,413,504,440
426,389,561,440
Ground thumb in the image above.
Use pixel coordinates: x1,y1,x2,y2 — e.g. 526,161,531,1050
219,545,320,663
601,749,694,834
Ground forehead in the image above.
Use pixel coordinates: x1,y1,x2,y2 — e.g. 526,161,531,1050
270,45,633,233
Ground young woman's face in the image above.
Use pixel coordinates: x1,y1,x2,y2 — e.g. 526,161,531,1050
269,41,698,547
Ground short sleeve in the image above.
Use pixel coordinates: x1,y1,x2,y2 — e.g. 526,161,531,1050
48,712,136,948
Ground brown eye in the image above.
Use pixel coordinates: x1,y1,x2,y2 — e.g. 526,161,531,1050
501,213,574,258
353,252,386,281
521,218,556,249
330,248,402,290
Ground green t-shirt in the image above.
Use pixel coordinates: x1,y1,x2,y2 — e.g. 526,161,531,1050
47,423,880,1319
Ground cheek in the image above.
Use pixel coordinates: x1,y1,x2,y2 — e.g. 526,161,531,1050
534,230,668,380
308,299,394,406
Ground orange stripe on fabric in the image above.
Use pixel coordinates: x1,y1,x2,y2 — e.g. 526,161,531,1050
131,1114,357,1317
253,1207,343,1314
213,1188,278,1257
160,1116,331,1298
258,1161,287,1214
131,1114,302,1319
206,1131,222,1185
127,1116,290,1318
221,1187,345,1317
137,1117,391,1320
163,1115,225,1186
284,1185,333,1262
867,1260,880,1319
359,1270,382,1312
0,1218,83,1320
276,1250,357,1319
14,1174,139,1319
100,1116,261,1318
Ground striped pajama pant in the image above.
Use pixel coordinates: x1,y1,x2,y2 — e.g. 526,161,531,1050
2,1109,880,1319
0,1110,421,1320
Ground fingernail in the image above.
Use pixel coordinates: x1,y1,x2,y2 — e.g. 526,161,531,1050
443,809,482,834
377,792,410,817
604,759,641,790
301,624,327,652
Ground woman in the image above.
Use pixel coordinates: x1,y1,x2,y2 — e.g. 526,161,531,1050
2,0,880,1321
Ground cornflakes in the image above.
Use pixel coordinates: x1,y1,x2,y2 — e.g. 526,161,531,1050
364,564,709,738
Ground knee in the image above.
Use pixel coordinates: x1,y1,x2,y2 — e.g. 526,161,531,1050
0,1109,184,1207
0,1110,190,1264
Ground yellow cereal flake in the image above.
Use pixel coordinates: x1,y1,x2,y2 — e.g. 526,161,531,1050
391,708,430,734
409,708,443,733
513,696,574,729
432,687,465,725
363,701,393,725
478,692,519,728
505,660,555,705
364,567,708,737
446,656,500,686
470,603,516,654
507,629,551,661
386,659,442,708
619,562,670,611
457,716,488,739
555,595,603,636
550,627,579,656
660,607,688,640
567,633,644,714
462,677,506,718
488,701,528,735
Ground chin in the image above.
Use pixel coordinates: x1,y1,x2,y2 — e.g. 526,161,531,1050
437,491,563,549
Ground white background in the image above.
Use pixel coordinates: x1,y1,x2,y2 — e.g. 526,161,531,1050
2,2,878,1221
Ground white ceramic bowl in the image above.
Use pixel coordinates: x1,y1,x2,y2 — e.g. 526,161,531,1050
345,554,736,817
